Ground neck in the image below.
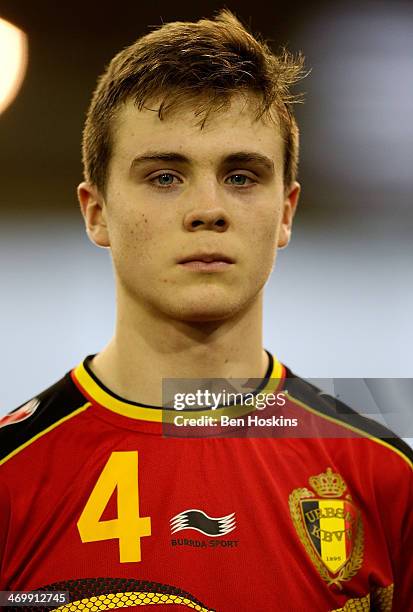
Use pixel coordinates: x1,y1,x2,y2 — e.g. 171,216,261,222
91,290,269,406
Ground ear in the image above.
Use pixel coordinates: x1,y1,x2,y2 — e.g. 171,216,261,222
77,182,110,248
277,181,300,249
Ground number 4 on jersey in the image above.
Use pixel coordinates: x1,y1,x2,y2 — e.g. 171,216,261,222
77,451,151,562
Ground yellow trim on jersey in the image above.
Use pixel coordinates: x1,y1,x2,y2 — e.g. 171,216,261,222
73,356,284,423
287,393,413,471
0,403,91,466
56,591,213,611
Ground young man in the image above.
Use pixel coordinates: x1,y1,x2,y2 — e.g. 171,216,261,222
1,10,412,611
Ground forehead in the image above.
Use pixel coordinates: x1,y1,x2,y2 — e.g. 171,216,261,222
110,94,284,166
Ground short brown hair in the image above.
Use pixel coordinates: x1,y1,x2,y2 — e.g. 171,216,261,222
82,9,305,193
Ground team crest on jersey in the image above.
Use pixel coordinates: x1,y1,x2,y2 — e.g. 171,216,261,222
0,398,40,429
288,467,364,589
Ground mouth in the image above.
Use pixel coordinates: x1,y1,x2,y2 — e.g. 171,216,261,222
178,252,235,272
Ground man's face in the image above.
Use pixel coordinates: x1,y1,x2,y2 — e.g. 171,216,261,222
80,95,299,322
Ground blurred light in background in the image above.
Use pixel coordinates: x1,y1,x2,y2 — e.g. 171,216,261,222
0,17,28,115
297,3,413,196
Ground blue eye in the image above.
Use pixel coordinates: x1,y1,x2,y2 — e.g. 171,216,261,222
227,174,253,186
228,174,246,186
154,173,176,187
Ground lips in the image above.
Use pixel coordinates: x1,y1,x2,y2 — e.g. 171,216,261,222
178,252,235,273
179,253,234,264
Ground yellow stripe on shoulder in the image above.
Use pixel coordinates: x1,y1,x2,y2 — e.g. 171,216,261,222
0,402,91,466
288,393,413,471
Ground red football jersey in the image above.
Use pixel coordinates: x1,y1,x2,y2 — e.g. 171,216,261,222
0,354,412,611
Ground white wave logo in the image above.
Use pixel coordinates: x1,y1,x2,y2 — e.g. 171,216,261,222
170,509,236,537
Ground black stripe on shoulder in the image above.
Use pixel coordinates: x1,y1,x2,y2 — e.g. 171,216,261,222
0,370,88,462
284,367,413,465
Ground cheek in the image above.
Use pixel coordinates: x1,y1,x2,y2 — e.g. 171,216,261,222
127,212,153,243
263,220,278,243
253,204,280,245
246,205,280,274
111,210,157,268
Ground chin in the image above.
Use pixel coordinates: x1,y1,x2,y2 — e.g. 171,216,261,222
170,302,239,323
175,308,238,323
161,291,254,323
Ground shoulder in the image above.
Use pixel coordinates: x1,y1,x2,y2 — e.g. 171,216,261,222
283,366,413,469
0,369,89,465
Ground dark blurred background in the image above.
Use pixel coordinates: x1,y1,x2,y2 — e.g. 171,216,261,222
1,1,412,437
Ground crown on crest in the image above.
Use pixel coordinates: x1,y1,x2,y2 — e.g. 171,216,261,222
309,467,347,498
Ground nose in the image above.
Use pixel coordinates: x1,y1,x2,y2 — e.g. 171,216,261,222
183,208,230,232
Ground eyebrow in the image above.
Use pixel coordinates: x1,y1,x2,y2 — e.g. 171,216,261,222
130,151,274,173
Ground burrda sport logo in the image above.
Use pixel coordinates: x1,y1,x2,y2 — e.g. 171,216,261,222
170,509,236,537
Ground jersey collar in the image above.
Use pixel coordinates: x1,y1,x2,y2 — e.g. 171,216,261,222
71,352,285,423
